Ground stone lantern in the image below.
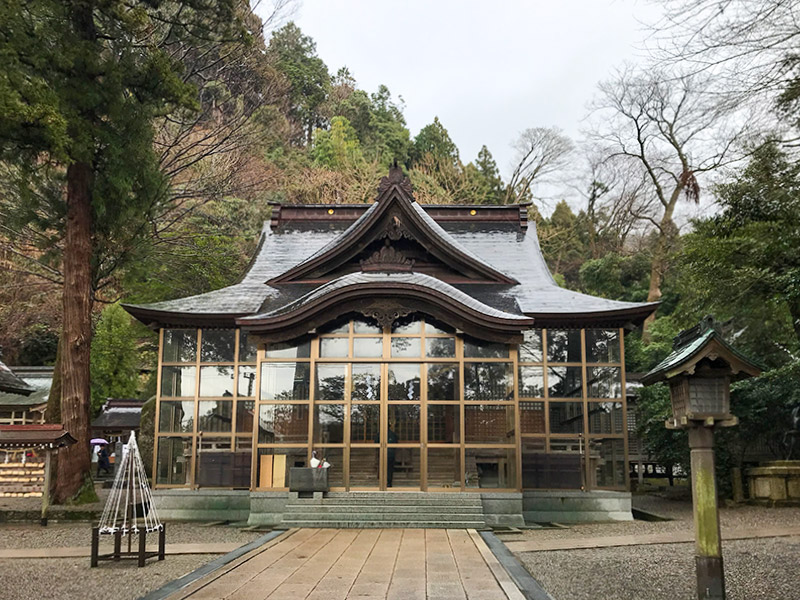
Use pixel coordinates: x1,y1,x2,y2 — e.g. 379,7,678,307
642,316,761,600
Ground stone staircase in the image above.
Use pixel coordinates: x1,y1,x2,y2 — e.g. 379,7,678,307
281,492,486,529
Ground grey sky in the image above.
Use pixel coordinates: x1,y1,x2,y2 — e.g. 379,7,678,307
272,0,663,181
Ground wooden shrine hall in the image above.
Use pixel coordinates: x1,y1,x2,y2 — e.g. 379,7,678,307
123,166,657,526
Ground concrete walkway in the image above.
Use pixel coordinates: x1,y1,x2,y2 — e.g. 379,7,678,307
504,525,800,553
169,528,525,600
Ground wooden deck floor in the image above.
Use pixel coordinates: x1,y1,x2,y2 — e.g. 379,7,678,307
170,528,524,600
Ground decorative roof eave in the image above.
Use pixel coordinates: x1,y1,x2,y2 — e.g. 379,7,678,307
642,325,762,386
268,166,517,285
526,302,661,329
0,361,35,396
121,305,249,330
238,273,533,344
0,425,77,450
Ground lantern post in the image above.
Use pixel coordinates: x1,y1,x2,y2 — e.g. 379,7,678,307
642,317,761,600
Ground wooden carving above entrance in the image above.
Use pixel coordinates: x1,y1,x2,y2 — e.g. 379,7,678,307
268,167,516,285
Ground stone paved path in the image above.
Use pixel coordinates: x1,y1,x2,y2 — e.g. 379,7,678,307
169,528,525,600
503,525,800,553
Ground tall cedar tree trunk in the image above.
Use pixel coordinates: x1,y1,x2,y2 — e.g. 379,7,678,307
54,161,93,503
642,190,680,341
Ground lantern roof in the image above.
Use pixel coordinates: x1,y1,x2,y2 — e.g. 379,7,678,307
642,316,762,385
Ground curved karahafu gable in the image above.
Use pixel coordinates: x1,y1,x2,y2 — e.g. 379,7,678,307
238,272,534,343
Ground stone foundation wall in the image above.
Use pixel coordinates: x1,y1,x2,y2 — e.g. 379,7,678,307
523,490,632,523
152,489,250,522
480,493,525,527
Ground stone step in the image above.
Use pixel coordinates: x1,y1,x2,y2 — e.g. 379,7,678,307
285,510,483,520
318,492,481,499
282,519,486,529
284,505,484,514
288,498,482,507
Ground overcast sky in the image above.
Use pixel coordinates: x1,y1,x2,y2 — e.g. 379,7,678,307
262,0,664,181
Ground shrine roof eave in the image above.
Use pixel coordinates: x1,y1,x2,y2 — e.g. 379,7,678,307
238,272,533,344
642,328,762,386
0,425,77,449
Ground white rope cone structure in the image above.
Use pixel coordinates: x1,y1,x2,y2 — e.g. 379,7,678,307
97,431,162,535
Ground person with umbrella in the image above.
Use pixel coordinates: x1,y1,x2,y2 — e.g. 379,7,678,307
94,440,111,477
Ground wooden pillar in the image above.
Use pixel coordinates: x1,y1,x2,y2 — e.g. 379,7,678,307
90,527,99,568
158,524,166,561
688,426,725,600
40,450,52,526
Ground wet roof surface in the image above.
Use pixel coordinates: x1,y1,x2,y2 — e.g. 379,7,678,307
124,208,657,325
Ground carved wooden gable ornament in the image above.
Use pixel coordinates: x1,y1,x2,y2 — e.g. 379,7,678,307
268,165,516,285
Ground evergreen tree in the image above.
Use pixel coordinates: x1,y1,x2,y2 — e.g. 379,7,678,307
412,117,459,168
90,304,139,415
267,22,331,144
474,145,505,204
0,0,243,502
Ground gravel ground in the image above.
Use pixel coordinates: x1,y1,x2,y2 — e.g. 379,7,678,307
512,495,800,600
519,537,800,600
498,495,800,542
0,521,261,549
0,555,214,600
0,523,263,600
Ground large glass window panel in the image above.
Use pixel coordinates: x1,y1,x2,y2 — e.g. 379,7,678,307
391,337,421,358
388,364,421,401
392,317,422,334
265,339,311,359
388,404,420,443
590,438,626,488
588,367,623,398
425,337,455,358
320,337,349,358
425,321,453,335
161,366,197,397
428,404,460,443
588,401,624,434
523,439,583,489
314,404,345,444
465,448,516,489
313,448,344,487
465,405,515,443
163,329,196,363
349,448,380,488
197,400,233,433
427,363,459,401
236,400,255,433
232,438,252,488
464,363,513,401
156,437,192,485
238,330,257,363
351,404,380,443
388,448,420,488
200,329,235,363
256,448,307,488
353,318,381,334
353,337,383,358
464,338,509,358
316,364,346,401
196,438,233,487
159,401,194,433
260,363,310,401
427,448,461,488
519,366,544,397
520,401,545,434
237,366,257,397
519,330,543,362
547,366,583,398
199,366,234,397
549,402,584,434
352,364,380,402
585,329,621,363
257,404,309,444
547,329,582,363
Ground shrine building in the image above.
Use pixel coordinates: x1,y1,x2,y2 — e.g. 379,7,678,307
123,166,657,526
